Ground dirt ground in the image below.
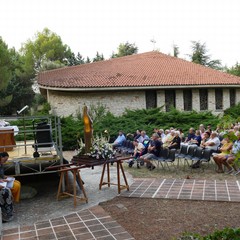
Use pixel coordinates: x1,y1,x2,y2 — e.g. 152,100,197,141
99,161,240,240
100,197,240,240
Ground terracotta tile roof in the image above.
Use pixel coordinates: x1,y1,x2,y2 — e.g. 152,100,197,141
37,51,240,89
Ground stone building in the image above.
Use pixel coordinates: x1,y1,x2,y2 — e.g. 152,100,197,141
37,51,240,116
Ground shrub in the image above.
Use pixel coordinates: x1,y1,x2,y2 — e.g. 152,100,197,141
224,102,240,119
60,116,83,150
177,227,240,240
60,108,220,149
7,106,227,151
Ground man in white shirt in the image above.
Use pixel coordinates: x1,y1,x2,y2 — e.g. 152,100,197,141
202,131,220,152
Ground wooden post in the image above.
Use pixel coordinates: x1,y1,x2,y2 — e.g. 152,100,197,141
23,115,27,154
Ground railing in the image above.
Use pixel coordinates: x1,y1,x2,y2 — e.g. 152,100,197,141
0,115,64,176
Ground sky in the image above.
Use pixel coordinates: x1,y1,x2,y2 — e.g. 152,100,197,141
1,0,240,67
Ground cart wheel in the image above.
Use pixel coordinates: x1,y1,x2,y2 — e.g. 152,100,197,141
128,161,134,167
140,160,144,166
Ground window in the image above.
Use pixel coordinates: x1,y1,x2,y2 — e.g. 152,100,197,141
183,89,192,111
199,89,208,110
215,89,223,110
145,90,157,109
165,90,175,112
230,89,236,107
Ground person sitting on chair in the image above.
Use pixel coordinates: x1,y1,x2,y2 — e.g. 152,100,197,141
223,132,240,175
136,130,149,143
132,140,145,158
0,152,21,203
0,184,14,222
162,130,175,148
213,137,233,173
184,128,196,143
112,130,126,149
201,131,220,153
139,133,162,171
127,140,146,166
188,130,202,146
168,131,181,150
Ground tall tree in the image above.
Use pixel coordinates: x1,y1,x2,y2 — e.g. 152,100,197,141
76,52,85,64
112,42,138,58
173,44,179,58
85,57,91,63
20,28,73,77
227,62,240,76
0,49,34,115
188,41,222,70
18,28,74,111
0,37,13,107
66,52,85,66
92,52,104,62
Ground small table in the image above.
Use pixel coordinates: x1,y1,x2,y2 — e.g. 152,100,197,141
57,165,88,207
48,156,131,207
47,164,88,207
72,156,130,194
99,158,129,194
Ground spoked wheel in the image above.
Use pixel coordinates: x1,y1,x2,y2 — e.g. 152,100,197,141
128,161,134,167
140,160,144,166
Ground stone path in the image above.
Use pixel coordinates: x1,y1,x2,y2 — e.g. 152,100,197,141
1,206,134,240
120,178,240,202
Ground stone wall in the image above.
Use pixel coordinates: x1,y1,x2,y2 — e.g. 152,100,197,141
48,90,146,117
46,87,240,117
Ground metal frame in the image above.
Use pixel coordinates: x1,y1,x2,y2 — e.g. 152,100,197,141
0,115,63,176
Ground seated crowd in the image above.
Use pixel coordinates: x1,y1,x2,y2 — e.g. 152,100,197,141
113,124,240,174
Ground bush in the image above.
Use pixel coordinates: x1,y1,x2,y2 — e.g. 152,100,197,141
11,105,239,151
60,116,83,150
60,108,220,150
224,102,240,119
177,227,240,240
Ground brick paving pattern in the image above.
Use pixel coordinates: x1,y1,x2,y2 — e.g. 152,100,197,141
120,178,240,202
2,178,240,239
1,206,134,240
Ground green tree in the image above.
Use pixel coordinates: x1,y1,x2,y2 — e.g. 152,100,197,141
85,56,91,63
188,41,222,70
66,52,85,66
92,51,104,62
227,62,240,76
16,28,74,114
0,49,34,115
20,28,73,76
111,42,138,58
0,37,13,107
173,44,179,57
